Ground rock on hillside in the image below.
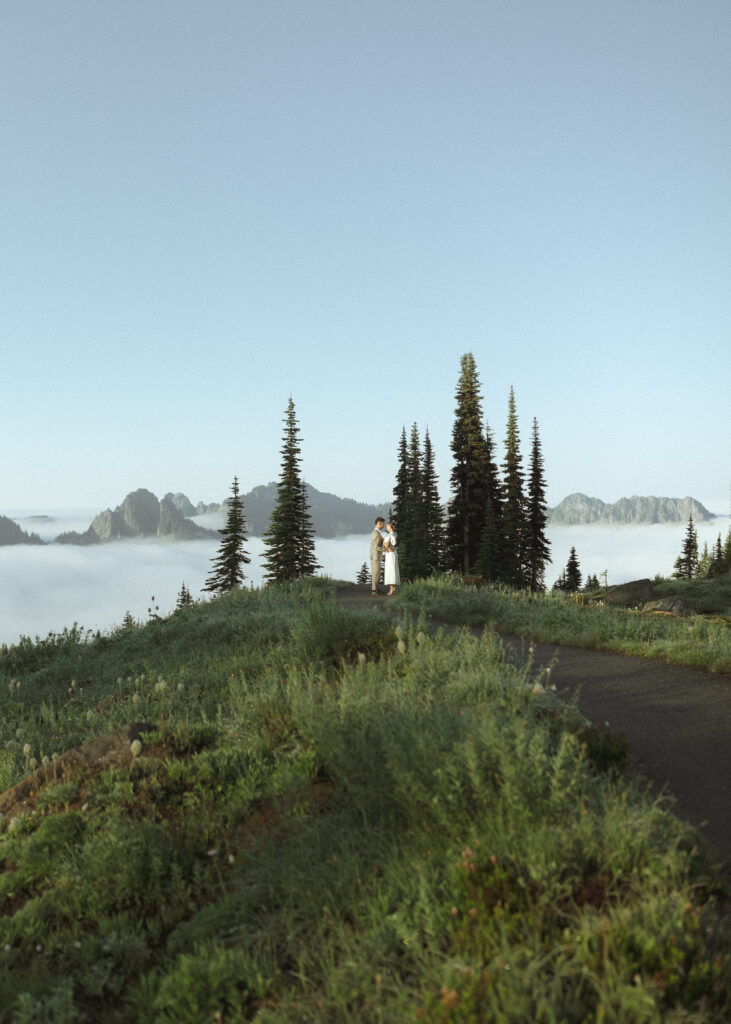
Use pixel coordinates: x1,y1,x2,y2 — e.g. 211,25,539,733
54,490,218,544
0,515,45,546
549,493,714,525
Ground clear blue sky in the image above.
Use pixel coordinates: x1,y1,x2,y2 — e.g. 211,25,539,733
2,1,729,513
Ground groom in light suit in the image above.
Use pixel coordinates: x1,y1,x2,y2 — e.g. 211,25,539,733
369,517,385,595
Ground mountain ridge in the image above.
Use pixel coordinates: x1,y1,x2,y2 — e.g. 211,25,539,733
548,493,715,525
1,489,720,545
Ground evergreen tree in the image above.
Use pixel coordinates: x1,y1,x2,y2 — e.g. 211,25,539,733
698,542,712,578
262,398,320,583
499,387,527,587
176,582,194,608
446,353,489,573
564,546,582,592
525,417,551,591
422,428,445,574
474,490,500,581
392,428,410,540
672,514,699,579
203,476,251,593
356,562,369,585
404,422,427,579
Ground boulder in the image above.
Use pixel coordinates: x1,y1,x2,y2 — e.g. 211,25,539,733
642,597,695,617
604,579,657,606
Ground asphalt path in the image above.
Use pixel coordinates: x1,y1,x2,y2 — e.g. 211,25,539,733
337,585,731,879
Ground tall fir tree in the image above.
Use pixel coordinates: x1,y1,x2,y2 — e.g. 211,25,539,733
525,417,551,591
499,387,527,587
262,398,320,583
672,513,699,579
474,419,503,581
405,422,427,579
446,353,489,573
422,428,445,574
203,476,251,593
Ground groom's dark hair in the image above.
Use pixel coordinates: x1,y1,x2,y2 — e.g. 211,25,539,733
375,516,385,525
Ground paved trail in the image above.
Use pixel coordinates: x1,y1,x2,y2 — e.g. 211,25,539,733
337,585,731,878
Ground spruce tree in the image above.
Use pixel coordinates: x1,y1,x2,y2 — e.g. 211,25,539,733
356,562,369,585
564,546,582,592
262,398,320,583
404,422,427,579
446,353,489,574
525,417,551,591
176,582,194,608
475,418,503,581
499,387,527,587
672,514,699,579
422,428,445,574
203,476,251,593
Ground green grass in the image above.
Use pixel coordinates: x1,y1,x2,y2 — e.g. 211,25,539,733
391,576,731,674
652,575,731,617
0,581,729,1022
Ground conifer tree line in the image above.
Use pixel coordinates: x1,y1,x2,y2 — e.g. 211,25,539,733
674,513,731,580
392,353,551,589
392,424,445,580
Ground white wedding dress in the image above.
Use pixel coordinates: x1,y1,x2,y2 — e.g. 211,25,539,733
383,531,400,586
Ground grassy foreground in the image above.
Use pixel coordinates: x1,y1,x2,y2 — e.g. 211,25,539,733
391,576,731,674
0,580,729,1022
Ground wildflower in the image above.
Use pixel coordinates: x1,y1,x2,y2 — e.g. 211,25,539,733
42,755,49,766
395,626,403,638
130,740,142,758
228,854,235,864
397,639,406,655
71,680,77,689
155,681,167,694
23,743,31,757
15,727,23,739
29,758,37,770
357,652,367,665
416,631,425,645
87,710,95,721
177,682,184,693
450,906,458,917
8,818,19,833
532,682,543,695
132,694,139,706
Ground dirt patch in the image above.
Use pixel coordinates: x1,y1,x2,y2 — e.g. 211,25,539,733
0,722,157,821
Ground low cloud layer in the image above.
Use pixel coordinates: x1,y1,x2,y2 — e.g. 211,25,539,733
0,517,728,648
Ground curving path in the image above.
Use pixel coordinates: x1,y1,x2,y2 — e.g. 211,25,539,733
337,585,731,879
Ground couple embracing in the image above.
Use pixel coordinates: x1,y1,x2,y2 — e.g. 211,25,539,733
369,517,400,596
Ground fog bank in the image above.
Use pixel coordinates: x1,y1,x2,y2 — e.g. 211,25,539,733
0,516,728,648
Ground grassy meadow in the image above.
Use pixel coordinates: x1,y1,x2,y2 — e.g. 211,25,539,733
391,576,731,674
0,579,729,1022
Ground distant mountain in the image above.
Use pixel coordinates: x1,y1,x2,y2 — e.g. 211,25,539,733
548,493,715,525
54,489,218,545
0,515,45,546
187,483,389,538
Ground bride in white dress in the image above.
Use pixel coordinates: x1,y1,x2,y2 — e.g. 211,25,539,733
383,522,400,595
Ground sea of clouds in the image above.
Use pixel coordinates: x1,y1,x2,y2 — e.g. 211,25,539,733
0,508,728,648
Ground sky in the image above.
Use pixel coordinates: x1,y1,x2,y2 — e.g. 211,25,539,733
2,1,730,515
